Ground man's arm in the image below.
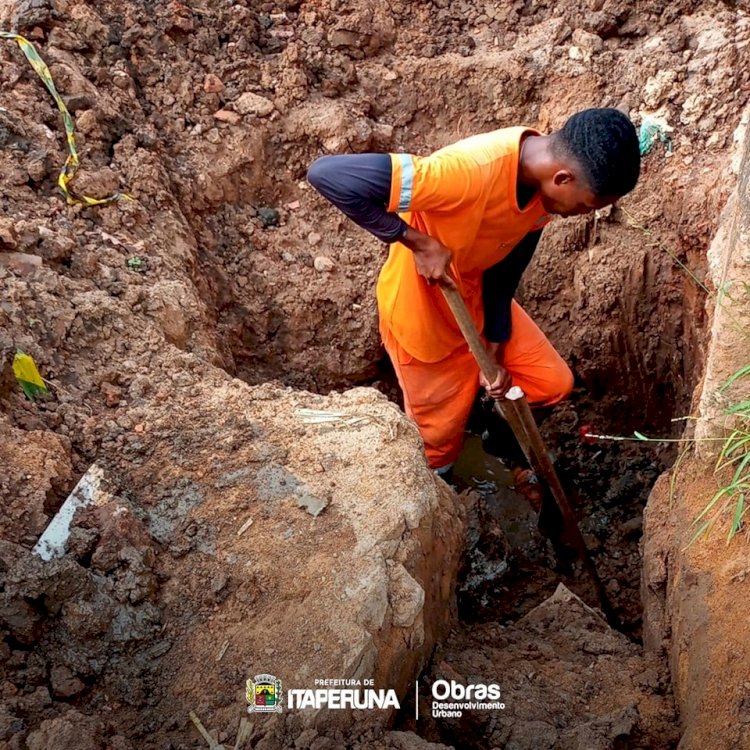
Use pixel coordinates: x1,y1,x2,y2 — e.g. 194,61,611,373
307,154,407,243
483,229,542,344
308,152,480,287
479,230,542,399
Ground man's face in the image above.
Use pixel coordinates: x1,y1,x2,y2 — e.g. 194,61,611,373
539,169,617,217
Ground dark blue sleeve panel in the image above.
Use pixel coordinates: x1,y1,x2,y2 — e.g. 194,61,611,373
483,229,543,344
307,154,408,244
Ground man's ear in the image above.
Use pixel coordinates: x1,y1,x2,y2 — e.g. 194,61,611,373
552,169,574,186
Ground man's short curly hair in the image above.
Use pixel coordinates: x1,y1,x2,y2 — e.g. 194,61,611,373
553,108,640,197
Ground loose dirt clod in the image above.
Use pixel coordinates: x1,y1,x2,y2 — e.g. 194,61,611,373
405,585,679,750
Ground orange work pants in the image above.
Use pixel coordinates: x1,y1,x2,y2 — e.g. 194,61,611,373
382,300,574,469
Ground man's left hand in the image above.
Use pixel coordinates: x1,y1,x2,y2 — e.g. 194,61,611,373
480,364,513,400
480,342,513,400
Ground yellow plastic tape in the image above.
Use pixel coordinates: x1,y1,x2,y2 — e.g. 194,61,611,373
0,31,132,206
12,351,48,399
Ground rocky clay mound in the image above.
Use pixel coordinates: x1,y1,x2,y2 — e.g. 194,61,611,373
2,373,467,748
1,0,747,642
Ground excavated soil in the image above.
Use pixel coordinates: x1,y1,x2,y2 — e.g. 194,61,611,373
1,0,749,748
400,585,680,750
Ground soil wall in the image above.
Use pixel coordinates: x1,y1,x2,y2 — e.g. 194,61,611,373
642,107,750,750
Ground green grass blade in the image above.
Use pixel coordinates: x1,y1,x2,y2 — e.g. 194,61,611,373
726,400,750,415
721,364,750,392
720,433,750,461
693,486,729,526
728,494,746,544
731,454,750,485
716,440,750,471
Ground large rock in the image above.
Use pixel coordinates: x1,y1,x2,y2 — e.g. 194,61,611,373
108,378,467,744
235,91,275,117
2,360,466,747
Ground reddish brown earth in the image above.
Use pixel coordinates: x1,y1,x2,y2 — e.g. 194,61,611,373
402,585,680,750
1,0,749,748
642,110,750,750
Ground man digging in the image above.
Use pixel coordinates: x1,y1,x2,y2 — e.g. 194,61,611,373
308,108,640,503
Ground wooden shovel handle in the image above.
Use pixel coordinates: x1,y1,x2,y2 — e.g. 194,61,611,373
440,285,499,385
440,285,534,462
440,283,615,623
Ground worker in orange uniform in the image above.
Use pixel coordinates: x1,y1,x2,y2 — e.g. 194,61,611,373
308,109,640,483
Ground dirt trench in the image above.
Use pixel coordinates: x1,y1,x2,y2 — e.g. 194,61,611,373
1,0,749,749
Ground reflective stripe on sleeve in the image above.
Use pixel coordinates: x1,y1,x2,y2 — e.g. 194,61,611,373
396,154,414,212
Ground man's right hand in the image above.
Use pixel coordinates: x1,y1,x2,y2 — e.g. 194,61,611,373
401,226,457,288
